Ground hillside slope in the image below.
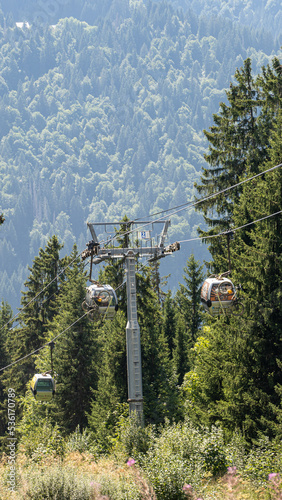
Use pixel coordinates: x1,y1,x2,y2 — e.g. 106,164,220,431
0,0,281,310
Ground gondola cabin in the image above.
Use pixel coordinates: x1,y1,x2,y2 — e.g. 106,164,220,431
30,373,55,402
83,284,118,320
200,276,235,316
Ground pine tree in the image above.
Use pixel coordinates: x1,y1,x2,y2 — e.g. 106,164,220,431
194,59,269,272
87,312,127,449
89,257,178,439
163,290,177,358
175,254,204,343
172,313,190,386
231,109,282,438
44,245,95,434
136,265,177,424
183,60,282,442
257,57,282,124
2,236,65,399
184,111,282,442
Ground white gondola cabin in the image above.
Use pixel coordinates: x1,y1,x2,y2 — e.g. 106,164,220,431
30,373,55,402
83,283,118,320
200,275,235,316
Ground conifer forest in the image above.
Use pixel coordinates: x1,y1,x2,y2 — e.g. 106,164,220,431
0,0,282,498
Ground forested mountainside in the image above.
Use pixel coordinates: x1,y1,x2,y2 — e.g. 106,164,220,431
0,53,281,496
1,0,281,41
0,0,281,311
157,0,282,41
0,2,282,497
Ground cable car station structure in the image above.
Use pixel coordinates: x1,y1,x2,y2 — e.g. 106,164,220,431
82,219,180,422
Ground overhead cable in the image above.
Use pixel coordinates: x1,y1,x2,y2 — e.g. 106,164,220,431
178,210,282,243
0,311,89,373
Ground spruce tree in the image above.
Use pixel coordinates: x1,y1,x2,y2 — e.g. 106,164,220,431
176,254,204,343
44,245,95,434
231,109,282,439
184,59,282,442
136,265,177,424
87,312,127,449
89,258,177,437
195,59,261,224
163,290,177,358
184,111,282,442
173,313,190,386
2,236,65,399
194,59,269,273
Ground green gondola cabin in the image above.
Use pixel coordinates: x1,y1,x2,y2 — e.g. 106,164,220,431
30,373,55,402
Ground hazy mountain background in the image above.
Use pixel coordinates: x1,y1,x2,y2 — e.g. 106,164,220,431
0,0,281,311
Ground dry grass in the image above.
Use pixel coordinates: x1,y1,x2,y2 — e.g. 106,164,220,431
0,452,280,500
0,451,156,500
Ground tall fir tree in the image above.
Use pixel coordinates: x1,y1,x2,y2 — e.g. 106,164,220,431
183,105,282,443
87,312,128,449
163,290,177,358
194,58,272,273
2,236,65,400
172,313,190,386
43,245,96,434
175,254,204,343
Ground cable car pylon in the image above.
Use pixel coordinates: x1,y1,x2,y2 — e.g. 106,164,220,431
82,219,180,424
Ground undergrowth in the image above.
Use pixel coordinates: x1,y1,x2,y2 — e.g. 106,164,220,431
0,417,281,499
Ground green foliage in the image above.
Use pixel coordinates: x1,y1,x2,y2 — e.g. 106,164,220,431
65,425,93,454
141,419,228,499
97,474,145,500
87,316,128,451
243,437,282,484
175,254,204,342
0,1,279,309
111,410,155,459
0,236,65,429
43,246,96,435
17,390,65,460
202,442,228,477
25,466,92,500
0,6,282,486
188,56,282,443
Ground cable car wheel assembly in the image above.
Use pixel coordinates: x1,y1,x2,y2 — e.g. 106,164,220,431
82,236,119,322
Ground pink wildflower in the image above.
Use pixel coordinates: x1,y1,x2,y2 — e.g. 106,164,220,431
268,472,279,481
183,483,193,491
127,458,136,466
227,466,237,475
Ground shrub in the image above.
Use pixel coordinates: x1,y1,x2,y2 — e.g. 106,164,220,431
140,420,204,500
243,437,282,483
66,426,93,454
17,392,65,460
140,419,231,499
111,411,154,459
25,466,92,500
202,442,227,477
